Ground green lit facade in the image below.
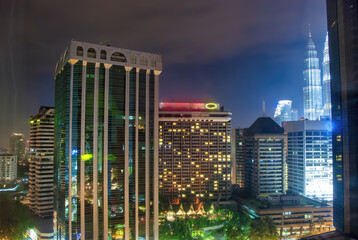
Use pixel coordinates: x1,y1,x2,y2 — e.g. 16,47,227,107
54,41,161,240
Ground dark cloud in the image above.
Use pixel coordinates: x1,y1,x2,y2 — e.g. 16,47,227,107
0,0,327,147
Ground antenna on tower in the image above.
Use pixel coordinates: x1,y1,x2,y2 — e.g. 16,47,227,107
262,100,266,116
308,24,312,37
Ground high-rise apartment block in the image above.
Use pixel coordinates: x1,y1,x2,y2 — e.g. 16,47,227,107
54,40,161,240
28,106,55,218
303,32,324,120
10,132,26,163
0,154,17,181
158,102,232,201
285,120,333,201
327,0,358,237
240,117,287,197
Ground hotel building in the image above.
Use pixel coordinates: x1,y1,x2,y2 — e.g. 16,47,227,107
54,40,161,240
158,102,232,201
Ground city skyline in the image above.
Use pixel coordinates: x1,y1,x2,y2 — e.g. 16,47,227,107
0,0,327,148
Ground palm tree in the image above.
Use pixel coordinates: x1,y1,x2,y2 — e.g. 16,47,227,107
248,216,279,240
317,216,325,232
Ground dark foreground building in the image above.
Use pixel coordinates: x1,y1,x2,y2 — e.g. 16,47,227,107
327,0,358,238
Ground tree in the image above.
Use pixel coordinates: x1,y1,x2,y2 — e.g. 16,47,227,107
159,219,192,240
0,194,33,239
224,213,250,240
317,216,325,232
248,216,279,240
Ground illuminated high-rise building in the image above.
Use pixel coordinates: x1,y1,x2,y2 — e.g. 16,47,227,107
285,119,333,201
242,117,287,197
54,41,161,240
303,31,324,120
232,128,245,188
10,132,25,163
28,106,55,218
274,100,298,126
158,101,232,201
322,33,332,119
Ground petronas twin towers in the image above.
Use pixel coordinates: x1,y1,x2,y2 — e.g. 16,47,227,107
303,31,331,120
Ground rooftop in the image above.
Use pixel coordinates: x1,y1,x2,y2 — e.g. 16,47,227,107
246,116,284,135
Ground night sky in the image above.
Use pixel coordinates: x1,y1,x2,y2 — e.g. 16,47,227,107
0,0,327,148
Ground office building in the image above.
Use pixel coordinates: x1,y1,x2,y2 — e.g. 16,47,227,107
158,101,232,201
54,40,162,240
285,120,333,201
274,100,298,126
10,132,26,163
303,31,324,120
28,106,55,218
232,128,245,188
327,0,358,237
243,116,287,197
233,193,334,239
0,154,17,181
322,33,332,119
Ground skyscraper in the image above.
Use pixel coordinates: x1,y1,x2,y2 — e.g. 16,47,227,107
28,106,54,218
10,132,25,163
242,117,287,197
0,154,17,181
285,119,333,201
274,100,298,126
303,31,324,120
322,33,332,119
327,0,358,237
158,101,232,201
232,128,245,188
54,41,162,240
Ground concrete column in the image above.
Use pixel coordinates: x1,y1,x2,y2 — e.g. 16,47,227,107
124,66,133,240
93,62,100,240
80,60,87,239
103,63,112,240
153,70,161,240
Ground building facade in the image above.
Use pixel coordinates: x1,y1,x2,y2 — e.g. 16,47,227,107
322,33,332,119
158,102,232,201
243,117,287,197
0,154,17,181
54,40,161,240
285,120,333,201
10,132,26,163
327,0,358,237
274,100,298,126
232,128,245,188
28,106,55,218
303,32,324,120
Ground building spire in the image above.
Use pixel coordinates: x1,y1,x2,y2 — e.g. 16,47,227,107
308,24,311,38
262,100,266,116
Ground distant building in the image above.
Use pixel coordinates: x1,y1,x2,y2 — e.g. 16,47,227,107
0,154,17,181
242,117,287,197
232,128,245,188
10,132,25,163
54,40,161,239
285,120,333,201
322,33,332,119
232,192,334,238
158,101,232,201
303,31,324,120
274,100,298,126
28,106,54,218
